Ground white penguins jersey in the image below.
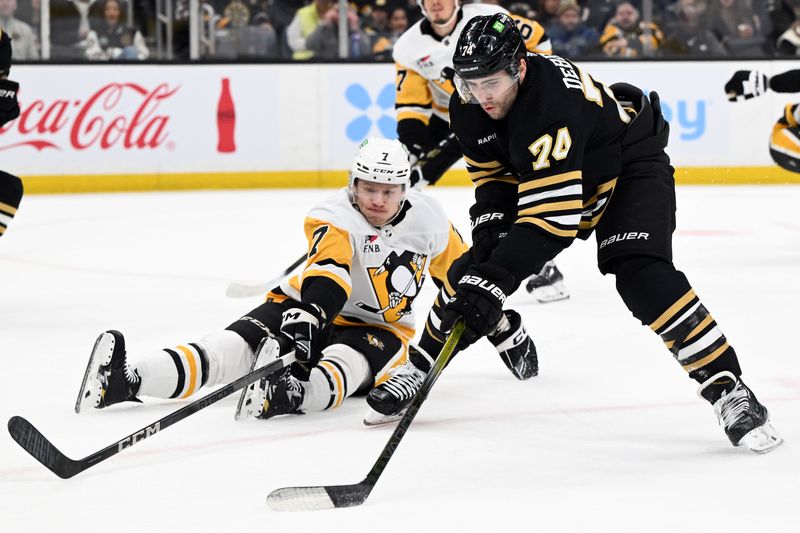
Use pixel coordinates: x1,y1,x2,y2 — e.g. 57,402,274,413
392,3,551,125
273,188,467,342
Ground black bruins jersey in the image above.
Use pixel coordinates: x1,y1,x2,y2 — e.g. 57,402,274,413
449,54,633,273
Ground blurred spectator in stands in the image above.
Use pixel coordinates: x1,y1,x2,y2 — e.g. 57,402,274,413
399,0,423,25
536,0,562,27
306,4,371,58
776,19,800,54
366,1,390,36
287,0,332,59
599,1,663,56
212,2,279,58
767,0,800,54
269,0,308,57
84,0,149,60
12,0,39,27
0,0,39,59
548,1,600,57
50,0,102,58
583,0,618,31
709,0,765,55
370,4,408,59
662,0,726,56
507,2,537,20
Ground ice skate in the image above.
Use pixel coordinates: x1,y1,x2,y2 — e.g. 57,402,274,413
698,371,783,453
524,261,569,303
75,330,141,413
236,336,303,420
364,357,426,426
488,310,538,380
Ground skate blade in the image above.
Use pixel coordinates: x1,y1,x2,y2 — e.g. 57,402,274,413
363,408,405,427
738,422,784,454
530,280,570,304
74,332,117,414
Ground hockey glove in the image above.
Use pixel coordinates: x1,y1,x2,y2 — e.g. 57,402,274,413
441,263,515,349
725,70,768,102
0,78,20,125
280,302,325,380
470,202,514,263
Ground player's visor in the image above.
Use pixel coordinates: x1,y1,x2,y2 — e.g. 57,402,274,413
454,70,520,105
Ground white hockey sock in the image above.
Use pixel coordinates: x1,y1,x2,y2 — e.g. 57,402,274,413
134,331,253,399
300,344,371,412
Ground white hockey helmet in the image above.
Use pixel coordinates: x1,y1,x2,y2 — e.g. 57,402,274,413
348,138,412,222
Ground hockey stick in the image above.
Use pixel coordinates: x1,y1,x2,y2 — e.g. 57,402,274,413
8,350,296,479
266,320,465,511
225,253,306,298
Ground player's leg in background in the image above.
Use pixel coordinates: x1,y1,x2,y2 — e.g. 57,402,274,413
0,170,23,238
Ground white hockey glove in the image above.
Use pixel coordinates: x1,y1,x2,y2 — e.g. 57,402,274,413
725,70,768,102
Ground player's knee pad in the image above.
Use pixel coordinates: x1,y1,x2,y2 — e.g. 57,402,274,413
199,330,254,386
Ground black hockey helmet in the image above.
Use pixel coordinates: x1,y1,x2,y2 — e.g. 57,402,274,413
452,13,525,81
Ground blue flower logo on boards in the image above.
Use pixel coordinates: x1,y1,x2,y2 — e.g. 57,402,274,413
345,83,397,141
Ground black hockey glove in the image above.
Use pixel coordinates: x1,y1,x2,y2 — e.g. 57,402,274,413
725,70,768,102
0,78,20,126
470,202,514,263
441,263,515,349
280,302,325,380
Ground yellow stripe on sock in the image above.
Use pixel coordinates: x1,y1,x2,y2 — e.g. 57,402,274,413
320,361,344,408
177,345,198,398
650,289,696,332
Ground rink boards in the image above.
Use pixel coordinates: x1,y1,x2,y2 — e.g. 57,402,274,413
2,60,800,192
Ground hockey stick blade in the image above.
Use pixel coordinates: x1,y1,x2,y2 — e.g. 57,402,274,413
226,253,306,298
268,482,372,511
8,351,296,479
8,416,82,479
266,322,465,511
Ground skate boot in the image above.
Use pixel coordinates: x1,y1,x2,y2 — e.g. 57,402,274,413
364,353,427,426
488,310,538,380
698,371,783,453
75,330,141,413
524,261,569,303
237,336,304,420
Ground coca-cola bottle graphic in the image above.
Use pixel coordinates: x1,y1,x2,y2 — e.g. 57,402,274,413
216,78,236,153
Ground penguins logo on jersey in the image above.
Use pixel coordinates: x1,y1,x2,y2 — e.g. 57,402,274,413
365,333,385,351
356,251,427,322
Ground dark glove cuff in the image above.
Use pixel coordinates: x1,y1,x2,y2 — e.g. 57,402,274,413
458,263,516,300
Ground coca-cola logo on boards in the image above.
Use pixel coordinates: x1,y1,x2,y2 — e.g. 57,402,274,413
0,82,179,152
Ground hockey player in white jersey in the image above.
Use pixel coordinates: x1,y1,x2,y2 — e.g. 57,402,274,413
393,0,567,304
76,138,537,423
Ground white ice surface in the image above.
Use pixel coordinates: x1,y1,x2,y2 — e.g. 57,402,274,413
1,186,798,533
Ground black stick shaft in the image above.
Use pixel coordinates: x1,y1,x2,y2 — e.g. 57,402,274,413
9,352,295,479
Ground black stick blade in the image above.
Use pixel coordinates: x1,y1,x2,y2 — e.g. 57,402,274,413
7,416,80,479
267,481,371,511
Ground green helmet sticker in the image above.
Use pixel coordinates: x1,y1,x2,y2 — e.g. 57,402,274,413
492,21,505,32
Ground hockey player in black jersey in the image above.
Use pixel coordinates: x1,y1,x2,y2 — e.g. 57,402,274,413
427,13,780,452
0,29,23,239
725,69,800,173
